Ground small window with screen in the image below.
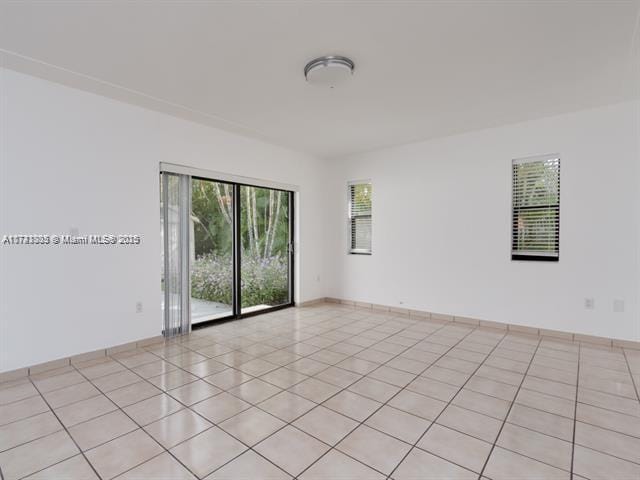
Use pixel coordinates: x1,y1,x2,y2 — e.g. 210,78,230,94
348,181,372,254
512,155,560,261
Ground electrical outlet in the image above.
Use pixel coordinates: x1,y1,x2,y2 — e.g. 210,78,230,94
613,299,625,313
399,300,405,305
136,302,143,313
316,275,321,282
584,298,595,310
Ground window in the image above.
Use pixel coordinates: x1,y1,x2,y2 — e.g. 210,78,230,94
348,181,372,254
512,155,560,261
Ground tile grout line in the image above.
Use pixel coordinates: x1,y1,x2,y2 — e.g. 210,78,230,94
0,411,68,456
385,327,513,479
105,307,427,479
569,342,582,478
82,309,345,480
5,341,632,433
24,376,104,480
70,325,637,479
4,306,637,479
0,312,619,389
621,348,640,403
196,309,409,475
61,308,363,479
476,336,543,479
2,312,569,479
80,314,352,480
376,342,628,476
0,318,598,394
294,322,486,479
6,308,430,475
0,318,615,476
185,309,415,478
574,443,640,467
68,356,209,480
3,301,639,390
199,312,456,478
186,311,455,478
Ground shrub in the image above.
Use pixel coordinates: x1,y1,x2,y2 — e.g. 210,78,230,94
190,253,233,305
190,253,289,308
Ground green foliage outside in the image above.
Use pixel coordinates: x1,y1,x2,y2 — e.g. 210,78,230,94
190,180,289,307
191,253,289,308
352,183,372,212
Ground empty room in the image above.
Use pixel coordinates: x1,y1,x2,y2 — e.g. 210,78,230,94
0,1,639,479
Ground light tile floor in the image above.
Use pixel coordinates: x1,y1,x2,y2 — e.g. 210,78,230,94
1,304,640,479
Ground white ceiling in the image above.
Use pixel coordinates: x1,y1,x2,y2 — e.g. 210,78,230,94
1,1,639,158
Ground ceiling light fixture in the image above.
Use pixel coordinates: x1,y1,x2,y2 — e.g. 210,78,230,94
304,55,354,88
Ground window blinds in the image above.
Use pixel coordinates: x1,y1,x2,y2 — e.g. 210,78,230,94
348,182,372,254
512,156,560,261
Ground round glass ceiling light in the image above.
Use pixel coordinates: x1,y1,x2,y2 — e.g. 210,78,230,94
304,55,355,88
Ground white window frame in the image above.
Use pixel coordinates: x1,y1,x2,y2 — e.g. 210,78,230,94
347,180,372,255
511,154,560,262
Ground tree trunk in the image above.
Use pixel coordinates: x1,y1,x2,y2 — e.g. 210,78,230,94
263,190,274,257
214,183,233,226
266,191,282,257
251,188,259,255
245,188,255,255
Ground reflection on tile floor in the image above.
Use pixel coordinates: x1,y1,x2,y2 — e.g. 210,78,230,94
1,303,640,479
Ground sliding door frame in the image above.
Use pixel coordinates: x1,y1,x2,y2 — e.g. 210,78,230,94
188,175,237,326
233,185,295,321
165,171,295,330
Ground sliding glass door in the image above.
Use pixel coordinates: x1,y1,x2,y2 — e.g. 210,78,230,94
161,171,294,334
190,178,234,323
240,186,292,314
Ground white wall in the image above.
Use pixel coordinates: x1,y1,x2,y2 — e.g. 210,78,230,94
325,101,640,341
0,68,326,372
